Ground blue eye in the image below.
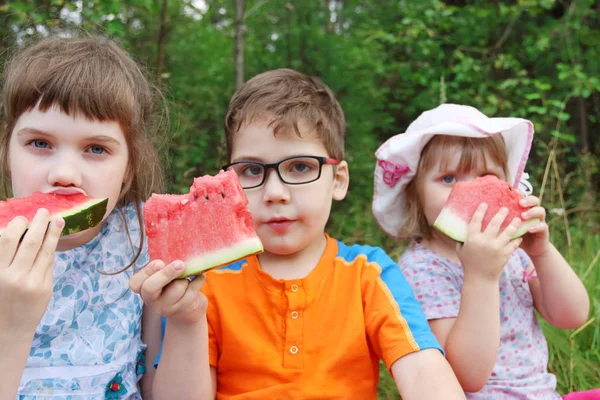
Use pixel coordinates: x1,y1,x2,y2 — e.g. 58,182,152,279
442,175,456,184
31,140,50,149
87,145,106,155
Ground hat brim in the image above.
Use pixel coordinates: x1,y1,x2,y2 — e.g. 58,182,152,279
372,117,534,238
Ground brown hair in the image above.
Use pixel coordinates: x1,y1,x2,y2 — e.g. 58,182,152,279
224,68,346,161
401,134,509,240
0,36,166,273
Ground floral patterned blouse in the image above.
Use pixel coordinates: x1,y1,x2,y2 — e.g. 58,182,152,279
17,203,148,399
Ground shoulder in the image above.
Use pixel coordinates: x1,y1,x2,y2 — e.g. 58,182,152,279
334,238,396,270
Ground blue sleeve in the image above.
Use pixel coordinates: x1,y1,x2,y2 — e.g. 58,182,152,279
153,316,167,368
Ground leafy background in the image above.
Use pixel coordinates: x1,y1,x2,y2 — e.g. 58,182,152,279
1,0,598,396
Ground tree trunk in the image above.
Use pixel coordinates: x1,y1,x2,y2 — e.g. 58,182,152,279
577,97,589,154
234,0,246,90
157,0,168,86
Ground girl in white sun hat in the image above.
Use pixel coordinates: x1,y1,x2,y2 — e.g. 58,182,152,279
372,104,591,399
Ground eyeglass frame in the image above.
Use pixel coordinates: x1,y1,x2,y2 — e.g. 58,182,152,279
221,155,340,189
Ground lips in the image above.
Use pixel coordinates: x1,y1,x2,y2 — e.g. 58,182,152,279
45,188,87,196
265,217,295,233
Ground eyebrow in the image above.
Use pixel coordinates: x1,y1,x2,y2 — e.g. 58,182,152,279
16,128,122,146
230,156,265,163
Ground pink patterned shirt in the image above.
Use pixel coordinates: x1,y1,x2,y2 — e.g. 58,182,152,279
399,241,561,399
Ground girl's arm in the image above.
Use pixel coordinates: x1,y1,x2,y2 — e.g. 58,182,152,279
431,204,523,392
527,245,589,329
0,212,64,400
129,261,215,400
392,349,465,399
429,277,502,392
519,196,589,329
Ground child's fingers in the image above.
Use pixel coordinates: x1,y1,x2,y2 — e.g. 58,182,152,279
33,217,64,280
0,216,29,269
500,217,522,242
521,206,546,222
483,207,509,236
467,203,487,236
9,209,50,272
527,221,549,234
519,195,540,208
188,274,206,292
159,279,190,311
139,260,185,303
129,260,164,293
507,237,523,254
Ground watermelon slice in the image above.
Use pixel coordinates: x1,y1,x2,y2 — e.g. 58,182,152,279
0,192,108,236
434,175,540,242
144,170,263,278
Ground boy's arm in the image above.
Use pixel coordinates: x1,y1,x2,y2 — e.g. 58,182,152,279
153,317,216,400
360,248,463,398
392,349,465,400
130,261,215,400
140,306,162,400
527,244,589,329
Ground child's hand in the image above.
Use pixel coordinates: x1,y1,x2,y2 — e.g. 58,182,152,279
129,260,208,326
518,195,551,258
457,203,523,282
0,209,64,338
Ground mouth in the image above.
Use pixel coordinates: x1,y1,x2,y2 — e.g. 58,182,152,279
265,217,295,232
45,188,87,196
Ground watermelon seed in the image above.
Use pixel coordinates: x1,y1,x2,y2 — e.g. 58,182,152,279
205,195,209,200
221,192,225,198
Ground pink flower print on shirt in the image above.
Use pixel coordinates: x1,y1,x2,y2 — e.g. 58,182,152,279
378,160,410,188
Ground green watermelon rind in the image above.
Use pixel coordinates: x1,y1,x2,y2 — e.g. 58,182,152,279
434,207,540,243
0,197,108,237
180,237,264,278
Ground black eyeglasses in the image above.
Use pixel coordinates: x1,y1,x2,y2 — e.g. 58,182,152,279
222,155,339,189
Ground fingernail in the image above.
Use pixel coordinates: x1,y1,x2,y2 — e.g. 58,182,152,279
173,261,184,271
54,218,65,228
501,207,508,213
38,208,49,216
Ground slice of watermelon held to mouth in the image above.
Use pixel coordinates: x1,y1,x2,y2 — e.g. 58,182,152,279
0,192,108,236
144,170,263,278
434,175,540,243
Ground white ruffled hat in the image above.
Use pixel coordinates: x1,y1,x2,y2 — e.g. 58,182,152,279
372,103,534,237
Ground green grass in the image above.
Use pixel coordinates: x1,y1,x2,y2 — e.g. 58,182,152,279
371,220,600,398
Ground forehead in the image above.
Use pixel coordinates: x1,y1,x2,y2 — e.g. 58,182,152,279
428,145,505,175
230,119,328,162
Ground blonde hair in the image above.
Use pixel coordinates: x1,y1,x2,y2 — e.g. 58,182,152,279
401,134,508,240
0,36,166,273
224,68,345,161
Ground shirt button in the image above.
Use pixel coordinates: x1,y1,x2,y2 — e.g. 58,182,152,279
291,284,299,292
289,346,299,354
291,311,299,319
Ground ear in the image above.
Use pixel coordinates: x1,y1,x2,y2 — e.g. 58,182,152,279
332,160,349,201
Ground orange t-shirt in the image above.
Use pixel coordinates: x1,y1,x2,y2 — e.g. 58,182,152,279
199,235,442,399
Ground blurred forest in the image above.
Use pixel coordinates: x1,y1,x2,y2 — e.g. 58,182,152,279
1,0,598,396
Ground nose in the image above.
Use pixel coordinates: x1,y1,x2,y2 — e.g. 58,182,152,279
47,153,83,188
262,168,290,204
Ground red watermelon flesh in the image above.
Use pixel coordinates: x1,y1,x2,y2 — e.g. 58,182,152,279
0,192,108,236
144,170,263,278
433,175,540,242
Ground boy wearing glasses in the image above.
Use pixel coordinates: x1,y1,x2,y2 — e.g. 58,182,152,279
131,69,465,399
